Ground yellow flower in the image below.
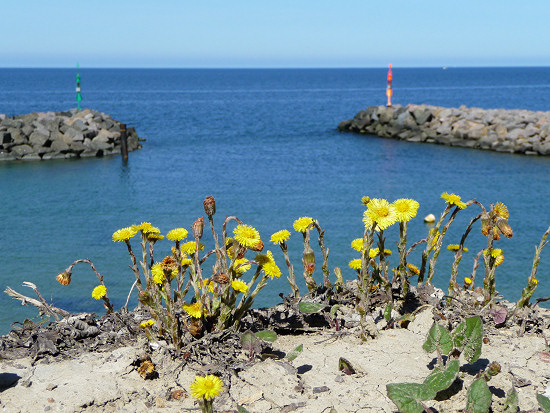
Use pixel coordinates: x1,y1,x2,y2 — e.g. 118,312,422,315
270,229,291,244
363,199,397,231
383,249,392,256
464,277,472,285
181,255,193,266
494,254,504,266
183,302,202,319
369,248,379,258
233,258,251,274
147,233,164,242
233,224,261,248
351,238,365,252
231,279,248,293
490,248,503,258
361,196,371,206
181,241,205,255
151,263,165,284
263,260,281,279
132,222,152,232
530,278,538,286
166,228,188,242
393,198,420,223
293,217,314,233
441,192,467,209
493,202,509,219
407,263,420,275
91,285,107,300
112,227,138,242
447,244,460,251
348,259,362,270
190,374,224,401
140,319,155,328
202,279,215,293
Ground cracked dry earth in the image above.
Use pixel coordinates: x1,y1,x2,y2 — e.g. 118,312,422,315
1,307,550,413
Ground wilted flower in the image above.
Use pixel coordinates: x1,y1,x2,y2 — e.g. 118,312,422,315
496,217,513,238
192,217,205,240
203,195,216,218
92,285,107,300
56,271,71,286
493,202,509,219
406,263,420,275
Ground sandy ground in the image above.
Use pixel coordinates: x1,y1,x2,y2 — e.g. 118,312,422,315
1,307,549,413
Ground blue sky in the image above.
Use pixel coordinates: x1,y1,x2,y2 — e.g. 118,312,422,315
2,1,549,68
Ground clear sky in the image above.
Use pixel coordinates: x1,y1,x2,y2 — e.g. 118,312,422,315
2,0,549,68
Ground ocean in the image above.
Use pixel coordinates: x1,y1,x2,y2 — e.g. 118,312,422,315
1,67,550,335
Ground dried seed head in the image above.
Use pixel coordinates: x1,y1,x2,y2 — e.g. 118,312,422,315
137,359,156,379
203,195,216,218
250,239,264,252
496,217,513,238
192,217,205,240
56,271,71,286
212,272,230,284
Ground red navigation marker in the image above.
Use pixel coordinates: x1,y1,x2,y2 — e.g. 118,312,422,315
386,63,393,107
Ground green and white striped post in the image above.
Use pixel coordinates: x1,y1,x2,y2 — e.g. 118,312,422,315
76,64,82,110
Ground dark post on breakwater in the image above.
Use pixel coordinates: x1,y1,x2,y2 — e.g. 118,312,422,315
120,123,128,162
338,104,550,156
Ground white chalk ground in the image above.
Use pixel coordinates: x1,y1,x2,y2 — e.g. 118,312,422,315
1,308,549,412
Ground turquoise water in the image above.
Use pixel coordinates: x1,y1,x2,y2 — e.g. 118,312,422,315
1,68,550,334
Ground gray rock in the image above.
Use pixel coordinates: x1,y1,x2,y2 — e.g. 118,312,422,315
64,128,84,142
29,130,50,147
50,140,70,152
69,141,86,152
21,153,42,161
11,144,34,157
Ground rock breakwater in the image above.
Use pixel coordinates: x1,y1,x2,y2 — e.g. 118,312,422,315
0,108,142,161
338,104,550,155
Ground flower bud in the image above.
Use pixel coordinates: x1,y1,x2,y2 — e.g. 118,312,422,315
487,361,501,377
203,195,216,218
56,271,72,286
212,272,230,284
302,247,316,275
192,217,205,240
481,217,490,236
496,217,513,239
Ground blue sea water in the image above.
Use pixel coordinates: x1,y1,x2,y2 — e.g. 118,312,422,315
1,67,550,335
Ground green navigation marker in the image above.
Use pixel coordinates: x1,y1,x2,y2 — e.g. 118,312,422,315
76,64,82,110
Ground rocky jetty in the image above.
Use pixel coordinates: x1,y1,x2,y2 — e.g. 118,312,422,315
0,108,142,161
338,104,550,155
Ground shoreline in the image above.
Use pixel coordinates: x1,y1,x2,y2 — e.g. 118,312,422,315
338,104,550,155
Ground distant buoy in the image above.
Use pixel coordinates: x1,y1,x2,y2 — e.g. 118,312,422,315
424,214,435,223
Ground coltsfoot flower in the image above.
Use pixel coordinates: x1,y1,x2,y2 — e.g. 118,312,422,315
91,285,107,300
351,238,365,252
270,229,290,244
56,271,71,286
140,319,155,328
166,228,188,242
493,202,509,219
181,241,205,255
464,277,473,286
293,217,314,233
183,302,202,319
113,227,138,242
441,192,467,209
190,374,224,401
393,198,420,223
348,259,362,270
233,224,261,248
407,263,420,275
363,199,397,231
262,251,281,279
233,258,251,274
231,279,248,293
151,263,166,284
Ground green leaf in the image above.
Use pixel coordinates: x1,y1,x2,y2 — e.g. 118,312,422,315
386,382,436,413
287,344,303,362
453,316,483,364
423,323,453,355
423,359,460,393
299,301,324,314
255,330,278,343
240,330,256,348
537,393,550,413
237,406,251,413
384,301,393,323
466,378,492,413
329,304,341,319
338,357,356,375
503,387,518,413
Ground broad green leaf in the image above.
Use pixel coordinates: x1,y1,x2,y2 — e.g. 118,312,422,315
255,330,278,343
466,378,492,413
503,387,518,413
537,393,550,413
240,331,256,348
299,302,324,314
287,344,303,362
423,359,460,393
423,323,453,355
386,382,436,413
453,316,483,364
384,302,393,323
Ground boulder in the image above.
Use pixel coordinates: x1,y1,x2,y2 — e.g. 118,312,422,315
10,144,34,157
29,130,50,147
